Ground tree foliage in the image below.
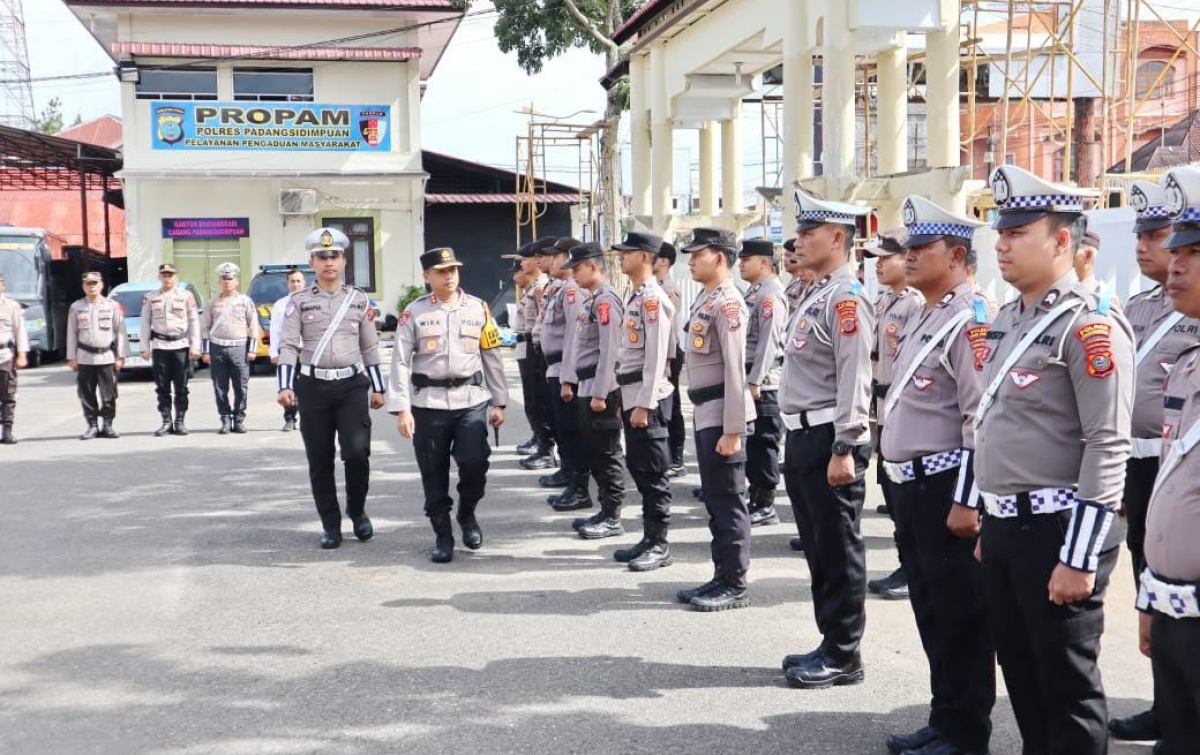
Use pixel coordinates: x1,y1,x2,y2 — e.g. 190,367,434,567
31,97,65,135
492,0,643,74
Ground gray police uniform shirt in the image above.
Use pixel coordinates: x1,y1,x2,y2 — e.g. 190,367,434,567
201,292,260,351
66,296,129,366
744,276,788,390
779,265,875,447
874,287,925,388
684,278,756,434
140,287,200,352
386,291,508,412
880,282,990,463
531,276,558,345
543,278,590,380
617,278,675,410
1124,286,1200,441
277,284,384,392
0,294,27,366
562,282,622,399
1145,344,1200,583
658,274,683,357
784,276,806,312
515,274,547,360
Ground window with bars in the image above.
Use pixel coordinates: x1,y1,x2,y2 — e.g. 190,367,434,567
233,68,315,102
135,68,218,100
323,218,375,291
1135,61,1175,100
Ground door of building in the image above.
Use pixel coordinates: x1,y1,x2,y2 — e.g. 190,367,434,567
172,240,243,301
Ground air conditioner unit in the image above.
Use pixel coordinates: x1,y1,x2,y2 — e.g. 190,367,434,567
279,188,318,216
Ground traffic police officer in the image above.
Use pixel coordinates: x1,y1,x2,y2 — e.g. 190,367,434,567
653,242,687,477
141,263,201,436
675,227,757,612
779,188,875,690
389,247,507,563
738,239,788,526
0,272,29,445
67,272,128,440
879,196,995,755
269,268,309,432
560,242,626,536
277,228,386,550
201,262,260,434
975,165,1134,755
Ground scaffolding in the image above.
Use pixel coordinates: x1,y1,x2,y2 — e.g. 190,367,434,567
514,113,599,247
0,0,34,129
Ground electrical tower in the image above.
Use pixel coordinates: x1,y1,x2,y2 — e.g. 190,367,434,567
0,0,34,128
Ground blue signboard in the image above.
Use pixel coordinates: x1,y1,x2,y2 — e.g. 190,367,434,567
152,102,392,152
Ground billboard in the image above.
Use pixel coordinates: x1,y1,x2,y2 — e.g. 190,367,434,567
152,102,392,152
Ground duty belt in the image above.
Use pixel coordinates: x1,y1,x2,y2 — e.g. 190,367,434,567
413,371,483,389
78,343,114,355
688,384,724,405
781,407,837,431
981,488,1076,518
575,364,598,381
513,333,528,343
1140,569,1200,619
151,330,186,341
883,450,962,485
873,382,890,400
545,351,563,365
1130,437,1162,460
209,337,247,348
299,364,360,381
616,372,642,386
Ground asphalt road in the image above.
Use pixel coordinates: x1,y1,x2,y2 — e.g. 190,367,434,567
0,352,1155,755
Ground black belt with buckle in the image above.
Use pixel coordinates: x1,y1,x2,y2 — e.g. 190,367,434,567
576,364,598,381
616,372,641,386
545,351,563,365
412,371,484,389
79,343,114,355
151,330,185,341
688,384,724,405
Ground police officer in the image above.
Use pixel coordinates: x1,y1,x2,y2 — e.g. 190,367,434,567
269,268,308,432
1074,215,1102,293
1112,175,1200,746
141,263,201,436
524,237,562,472
782,237,811,313
864,228,925,598
738,239,788,527
514,242,556,468
389,247,508,563
653,242,687,478
0,272,29,445
879,196,995,755
276,228,387,550
779,189,874,689
974,165,1134,755
67,272,128,440
1136,165,1200,755
675,227,757,611
202,263,260,435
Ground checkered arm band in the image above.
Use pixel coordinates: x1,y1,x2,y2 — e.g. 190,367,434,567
1139,206,1169,220
1059,499,1116,573
1003,194,1086,212
1136,568,1152,613
800,210,856,224
277,363,295,392
1176,207,1200,223
953,449,980,509
367,364,386,394
910,222,976,238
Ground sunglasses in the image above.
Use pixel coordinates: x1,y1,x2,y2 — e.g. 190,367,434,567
219,275,237,281
83,280,102,285
160,272,177,277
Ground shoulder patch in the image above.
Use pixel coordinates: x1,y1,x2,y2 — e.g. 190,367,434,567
597,301,612,326
284,300,296,318
835,300,859,335
645,298,660,323
399,309,411,326
761,297,775,319
965,324,990,371
1076,322,1115,378
722,299,742,331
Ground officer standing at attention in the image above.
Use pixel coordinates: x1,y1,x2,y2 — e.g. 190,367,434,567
738,239,788,527
522,236,561,471
270,268,309,432
560,242,626,536
389,247,507,563
0,272,29,445
879,196,995,755
141,263,201,436
974,165,1133,755
513,242,556,468
67,271,128,440
1135,165,1200,755
277,228,387,550
1111,176,1200,747
653,242,687,478
779,188,875,690
1074,216,1103,293
675,228,756,612
202,263,260,435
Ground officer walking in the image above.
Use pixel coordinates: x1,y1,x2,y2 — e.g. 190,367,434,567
974,165,1134,755
653,242,687,478
675,227,756,612
276,228,387,550
738,239,788,527
0,272,29,445
389,247,507,563
270,267,309,432
779,189,875,690
879,196,995,755
513,242,556,468
140,263,201,436
67,271,128,440
202,263,260,435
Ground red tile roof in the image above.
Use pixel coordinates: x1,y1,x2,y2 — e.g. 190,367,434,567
112,42,422,61
426,193,580,205
57,116,123,151
71,0,455,7
0,191,126,257
613,0,673,44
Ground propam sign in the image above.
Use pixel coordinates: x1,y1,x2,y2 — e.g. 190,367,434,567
152,102,392,152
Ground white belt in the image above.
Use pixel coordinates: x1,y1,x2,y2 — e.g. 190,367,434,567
209,337,249,347
981,488,1076,518
1131,437,1162,460
300,364,360,381
1141,569,1200,619
883,450,962,485
781,407,837,431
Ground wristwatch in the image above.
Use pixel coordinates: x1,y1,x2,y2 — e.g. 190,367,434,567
831,440,853,456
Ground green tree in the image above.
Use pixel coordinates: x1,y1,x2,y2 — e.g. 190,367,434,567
31,97,65,135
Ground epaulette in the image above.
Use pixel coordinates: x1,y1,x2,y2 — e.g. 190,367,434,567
971,295,989,324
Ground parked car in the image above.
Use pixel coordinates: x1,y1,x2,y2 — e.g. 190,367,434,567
110,280,206,377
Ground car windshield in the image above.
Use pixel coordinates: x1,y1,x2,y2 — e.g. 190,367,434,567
0,239,42,296
249,271,315,306
112,289,150,313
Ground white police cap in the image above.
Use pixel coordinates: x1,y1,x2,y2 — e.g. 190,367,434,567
215,262,240,277
900,195,986,248
305,227,349,255
1162,166,1200,250
794,187,870,230
1130,180,1172,233
989,165,1099,229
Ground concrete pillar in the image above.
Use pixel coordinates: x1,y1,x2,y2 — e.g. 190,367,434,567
822,1,857,193
699,122,719,218
650,42,674,234
876,41,908,176
629,53,651,220
721,106,742,229
925,3,962,172
782,0,814,189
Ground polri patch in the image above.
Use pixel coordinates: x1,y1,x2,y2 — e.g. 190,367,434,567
966,325,990,372
836,300,858,335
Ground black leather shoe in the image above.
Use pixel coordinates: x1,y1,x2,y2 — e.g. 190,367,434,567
154,418,173,437
80,424,99,440
352,515,373,542
677,576,721,604
614,537,652,562
173,417,189,436
520,450,557,470
690,583,749,612
691,486,704,499
887,725,941,754
232,419,247,434
516,435,539,456
785,654,864,689
665,463,686,478
781,646,826,672
319,531,342,549
749,505,780,526
539,469,571,488
459,516,483,550
282,419,296,432
99,419,119,439
218,417,231,435
876,503,889,515
551,491,594,512
789,537,805,552
900,739,986,755
629,543,672,571
430,515,455,563
1108,709,1160,741
869,568,909,599
578,517,623,539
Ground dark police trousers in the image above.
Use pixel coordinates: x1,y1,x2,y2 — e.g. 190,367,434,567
1152,612,1200,755
77,364,118,422
412,402,490,518
891,467,995,753
0,363,15,424
519,348,554,446
152,348,190,415
622,397,672,524
746,390,782,492
579,390,625,515
981,511,1118,755
694,424,751,586
295,372,372,532
667,350,685,463
550,376,586,475
209,342,250,420
1123,456,1159,586
782,422,869,661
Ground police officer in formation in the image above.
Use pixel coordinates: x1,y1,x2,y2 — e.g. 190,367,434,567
975,165,1134,755
67,271,128,440
0,272,29,445
782,238,811,314
879,197,995,755
389,247,507,563
201,262,260,435
141,262,201,436
512,241,555,468
269,267,309,432
276,228,387,550
653,242,688,478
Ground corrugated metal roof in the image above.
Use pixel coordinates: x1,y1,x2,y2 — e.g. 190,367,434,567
72,0,454,7
0,191,127,257
113,42,421,60
426,193,580,205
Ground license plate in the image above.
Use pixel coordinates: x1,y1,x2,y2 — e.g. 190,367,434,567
124,354,147,368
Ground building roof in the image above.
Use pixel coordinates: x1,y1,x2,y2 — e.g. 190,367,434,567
423,150,581,197
112,42,421,61
69,0,455,7
0,190,127,257
1109,111,1200,173
0,125,122,191
426,193,579,204
613,0,674,44
56,115,123,151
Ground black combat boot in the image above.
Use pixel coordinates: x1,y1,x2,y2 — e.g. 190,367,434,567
690,571,749,612
613,522,652,563
665,456,686,478
232,417,247,434
520,445,557,470
430,514,455,563
218,417,231,435
749,486,780,526
351,515,373,542
282,418,297,432
573,512,606,531
516,434,540,456
457,501,483,550
676,566,722,604
80,422,99,440
578,515,623,539
629,523,672,571
538,468,571,488
1,423,16,445
154,413,173,437
99,418,119,439
173,413,189,436
551,472,594,512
